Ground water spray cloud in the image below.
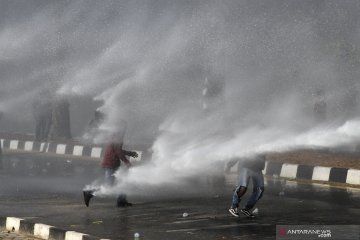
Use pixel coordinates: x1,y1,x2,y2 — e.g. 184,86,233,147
0,1,359,195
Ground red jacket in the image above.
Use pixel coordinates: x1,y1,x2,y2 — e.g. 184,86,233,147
101,143,130,169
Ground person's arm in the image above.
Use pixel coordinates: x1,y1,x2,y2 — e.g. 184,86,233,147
225,158,240,172
114,144,131,167
123,150,138,158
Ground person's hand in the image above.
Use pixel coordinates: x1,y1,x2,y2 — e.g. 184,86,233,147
130,151,138,158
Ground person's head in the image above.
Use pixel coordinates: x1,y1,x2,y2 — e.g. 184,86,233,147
110,131,125,144
109,119,128,143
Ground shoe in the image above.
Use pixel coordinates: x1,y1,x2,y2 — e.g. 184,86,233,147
228,208,239,217
117,200,133,207
117,195,133,207
124,202,133,207
240,208,255,218
83,190,94,207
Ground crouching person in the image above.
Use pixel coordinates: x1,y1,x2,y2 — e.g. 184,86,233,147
227,154,265,218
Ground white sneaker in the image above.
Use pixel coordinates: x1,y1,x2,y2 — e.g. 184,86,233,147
228,208,239,217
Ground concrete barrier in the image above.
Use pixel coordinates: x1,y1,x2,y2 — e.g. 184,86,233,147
40,142,47,152
65,231,86,240
34,223,53,239
90,147,102,158
265,161,358,186
296,165,314,180
24,141,34,151
5,217,22,232
73,145,84,156
0,138,143,162
280,164,298,179
312,166,331,181
1,217,106,240
9,140,19,150
56,144,67,155
346,169,360,185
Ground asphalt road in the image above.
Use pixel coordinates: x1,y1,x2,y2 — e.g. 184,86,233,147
0,152,359,240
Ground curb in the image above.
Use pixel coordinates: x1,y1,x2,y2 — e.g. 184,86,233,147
0,217,109,240
1,138,359,186
264,161,360,186
0,138,143,162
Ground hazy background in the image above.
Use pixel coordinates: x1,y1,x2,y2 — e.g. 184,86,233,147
0,0,360,193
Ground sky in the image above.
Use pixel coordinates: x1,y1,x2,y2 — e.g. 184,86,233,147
0,0,360,194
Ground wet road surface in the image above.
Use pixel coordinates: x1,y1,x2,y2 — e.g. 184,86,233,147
0,153,359,240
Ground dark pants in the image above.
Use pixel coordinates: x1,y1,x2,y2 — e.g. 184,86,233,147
104,167,128,205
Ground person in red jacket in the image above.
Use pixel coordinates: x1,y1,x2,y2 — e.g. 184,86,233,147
83,120,138,207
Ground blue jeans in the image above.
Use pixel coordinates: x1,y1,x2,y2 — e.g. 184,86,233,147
104,167,117,186
231,168,264,209
103,167,128,204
